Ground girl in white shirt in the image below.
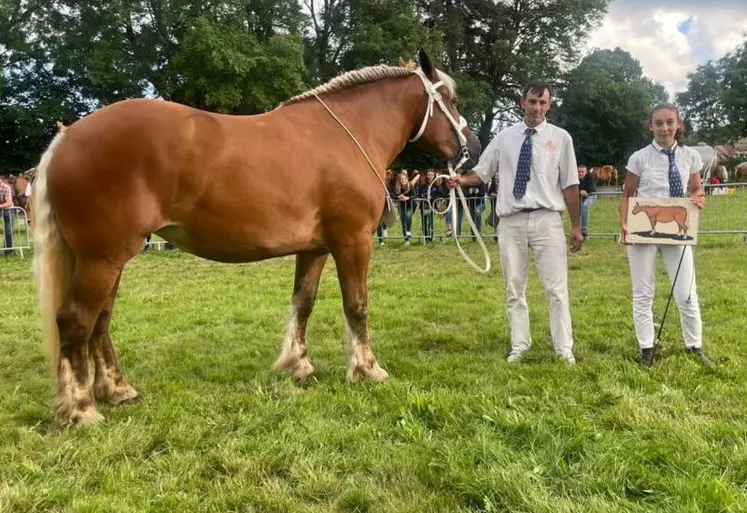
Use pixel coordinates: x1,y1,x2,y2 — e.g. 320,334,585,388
620,103,711,368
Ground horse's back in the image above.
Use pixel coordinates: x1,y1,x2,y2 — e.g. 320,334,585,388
43,97,385,262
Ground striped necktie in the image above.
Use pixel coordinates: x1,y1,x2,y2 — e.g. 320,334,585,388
513,128,536,199
663,148,685,197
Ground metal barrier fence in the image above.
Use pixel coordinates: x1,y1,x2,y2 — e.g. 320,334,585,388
0,206,32,258
579,182,747,241
2,184,745,257
374,183,747,244
374,197,499,245
143,234,176,252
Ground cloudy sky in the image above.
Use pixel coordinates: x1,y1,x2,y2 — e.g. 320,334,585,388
586,0,747,99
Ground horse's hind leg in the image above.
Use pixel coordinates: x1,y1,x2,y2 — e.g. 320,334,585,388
90,270,138,405
274,251,329,380
678,217,688,237
55,259,122,426
332,239,388,383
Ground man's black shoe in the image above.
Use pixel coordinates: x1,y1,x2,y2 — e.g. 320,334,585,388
641,347,654,368
687,347,714,367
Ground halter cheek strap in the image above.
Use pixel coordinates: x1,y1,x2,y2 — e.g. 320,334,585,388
409,70,470,171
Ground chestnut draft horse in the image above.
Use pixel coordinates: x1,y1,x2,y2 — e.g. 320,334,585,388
33,49,481,426
632,203,689,237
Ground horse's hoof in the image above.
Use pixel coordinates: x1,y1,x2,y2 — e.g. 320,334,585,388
57,405,104,427
291,358,315,380
94,377,139,405
367,364,389,382
347,362,389,384
108,384,139,405
274,352,315,381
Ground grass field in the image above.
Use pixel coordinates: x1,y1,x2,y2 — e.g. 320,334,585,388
1,235,747,512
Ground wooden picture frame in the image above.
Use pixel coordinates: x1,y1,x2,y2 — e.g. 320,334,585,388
626,197,700,245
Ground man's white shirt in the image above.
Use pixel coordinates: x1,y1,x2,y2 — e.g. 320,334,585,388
473,120,579,217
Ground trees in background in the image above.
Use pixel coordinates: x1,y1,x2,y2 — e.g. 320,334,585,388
23,0,735,175
677,39,747,145
4,1,747,176
552,48,668,172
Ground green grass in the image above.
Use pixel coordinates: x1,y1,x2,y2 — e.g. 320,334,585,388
1,237,747,512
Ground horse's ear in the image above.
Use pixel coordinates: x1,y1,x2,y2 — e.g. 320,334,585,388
417,48,437,80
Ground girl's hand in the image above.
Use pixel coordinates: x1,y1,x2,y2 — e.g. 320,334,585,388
690,193,705,209
620,225,633,245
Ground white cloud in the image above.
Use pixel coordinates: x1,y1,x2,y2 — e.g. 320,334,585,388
585,1,747,99
696,11,746,57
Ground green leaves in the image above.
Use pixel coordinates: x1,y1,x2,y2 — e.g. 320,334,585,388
417,0,610,148
678,39,747,144
174,17,306,114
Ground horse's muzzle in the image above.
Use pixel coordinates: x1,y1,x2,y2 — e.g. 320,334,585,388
456,135,482,172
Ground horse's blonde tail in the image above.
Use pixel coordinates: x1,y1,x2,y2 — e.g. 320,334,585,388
33,131,73,378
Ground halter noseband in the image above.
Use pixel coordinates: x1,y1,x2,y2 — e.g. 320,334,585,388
409,69,471,171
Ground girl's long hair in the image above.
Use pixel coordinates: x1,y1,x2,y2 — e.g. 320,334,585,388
395,172,411,195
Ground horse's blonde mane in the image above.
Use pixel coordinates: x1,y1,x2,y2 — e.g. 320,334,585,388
281,64,456,106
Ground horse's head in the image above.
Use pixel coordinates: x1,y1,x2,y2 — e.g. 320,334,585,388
14,174,28,191
408,49,481,172
632,203,642,215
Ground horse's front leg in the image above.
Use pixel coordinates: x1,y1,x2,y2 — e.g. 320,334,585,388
274,251,329,380
331,237,388,383
648,216,657,235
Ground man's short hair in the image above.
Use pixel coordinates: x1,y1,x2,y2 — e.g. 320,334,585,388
578,164,587,169
522,81,552,99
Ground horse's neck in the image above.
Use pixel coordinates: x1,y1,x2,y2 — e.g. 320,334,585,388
322,77,424,171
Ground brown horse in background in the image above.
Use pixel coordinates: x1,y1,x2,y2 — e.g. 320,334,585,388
736,162,747,181
592,165,618,186
0,172,32,210
632,203,689,237
13,174,31,210
33,49,481,426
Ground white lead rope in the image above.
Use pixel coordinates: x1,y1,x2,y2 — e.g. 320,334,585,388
428,164,491,274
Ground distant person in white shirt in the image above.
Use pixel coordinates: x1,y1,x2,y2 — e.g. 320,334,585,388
449,81,583,364
620,103,712,369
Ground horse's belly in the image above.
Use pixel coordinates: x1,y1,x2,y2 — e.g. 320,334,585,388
155,222,321,263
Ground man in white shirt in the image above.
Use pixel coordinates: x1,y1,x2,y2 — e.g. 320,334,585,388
450,81,583,364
